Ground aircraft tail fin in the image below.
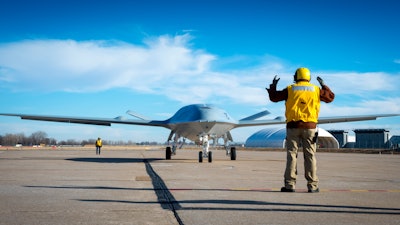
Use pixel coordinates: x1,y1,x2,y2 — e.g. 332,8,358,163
126,110,150,120
239,110,270,121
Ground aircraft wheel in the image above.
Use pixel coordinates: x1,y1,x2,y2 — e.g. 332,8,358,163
198,151,203,163
230,147,236,160
166,147,172,160
208,151,212,163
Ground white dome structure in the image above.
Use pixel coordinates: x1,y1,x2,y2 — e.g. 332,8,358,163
245,127,339,148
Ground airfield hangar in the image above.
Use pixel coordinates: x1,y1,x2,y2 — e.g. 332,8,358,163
245,127,339,149
390,135,400,150
329,129,391,149
327,130,349,148
353,129,390,148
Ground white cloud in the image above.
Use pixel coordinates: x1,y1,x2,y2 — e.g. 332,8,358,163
319,97,400,116
319,71,399,95
394,59,400,64
0,34,216,93
0,35,281,105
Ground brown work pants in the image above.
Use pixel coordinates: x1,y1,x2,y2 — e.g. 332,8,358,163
284,128,318,190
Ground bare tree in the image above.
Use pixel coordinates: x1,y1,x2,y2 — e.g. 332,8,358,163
1,133,26,146
30,131,48,145
0,131,143,146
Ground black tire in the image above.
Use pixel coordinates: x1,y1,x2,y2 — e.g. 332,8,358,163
198,151,203,163
230,147,236,160
208,151,212,163
166,147,172,160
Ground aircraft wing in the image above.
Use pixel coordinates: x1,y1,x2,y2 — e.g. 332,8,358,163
317,114,400,124
1,112,398,129
0,113,169,128
235,114,399,128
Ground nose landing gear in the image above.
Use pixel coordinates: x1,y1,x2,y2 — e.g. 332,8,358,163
199,151,212,163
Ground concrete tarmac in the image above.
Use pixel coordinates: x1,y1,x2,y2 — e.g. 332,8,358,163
0,148,399,225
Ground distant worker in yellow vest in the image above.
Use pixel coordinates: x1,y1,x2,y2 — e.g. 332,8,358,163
95,137,102,155
267,68,335,193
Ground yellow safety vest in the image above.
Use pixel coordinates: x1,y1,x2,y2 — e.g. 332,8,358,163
285,82,320,123
96,139,102,147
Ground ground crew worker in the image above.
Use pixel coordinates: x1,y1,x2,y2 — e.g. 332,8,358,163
95,137,102,155
266,67,335,193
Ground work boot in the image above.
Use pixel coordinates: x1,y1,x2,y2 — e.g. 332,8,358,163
308,188,320,193
280,187,295,192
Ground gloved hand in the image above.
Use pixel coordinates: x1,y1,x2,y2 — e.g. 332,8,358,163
266,75,280,91
272,75,280,86
317,76,325,86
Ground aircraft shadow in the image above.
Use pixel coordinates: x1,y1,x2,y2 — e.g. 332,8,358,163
75,199,400,215
65,157,163,163
23,185,279,193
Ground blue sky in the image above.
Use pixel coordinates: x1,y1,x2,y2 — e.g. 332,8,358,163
0,0,399,143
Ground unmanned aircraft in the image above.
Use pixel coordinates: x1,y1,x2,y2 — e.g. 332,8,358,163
0,104,398,162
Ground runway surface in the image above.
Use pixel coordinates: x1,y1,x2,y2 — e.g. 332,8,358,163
0,148,399,225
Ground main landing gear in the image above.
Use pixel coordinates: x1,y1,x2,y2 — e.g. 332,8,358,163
166,146,172,160
230,147,237,160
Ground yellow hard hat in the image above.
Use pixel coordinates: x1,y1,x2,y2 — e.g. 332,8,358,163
294,67,311,82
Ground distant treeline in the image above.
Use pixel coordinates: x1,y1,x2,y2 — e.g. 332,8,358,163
0,131,161,146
